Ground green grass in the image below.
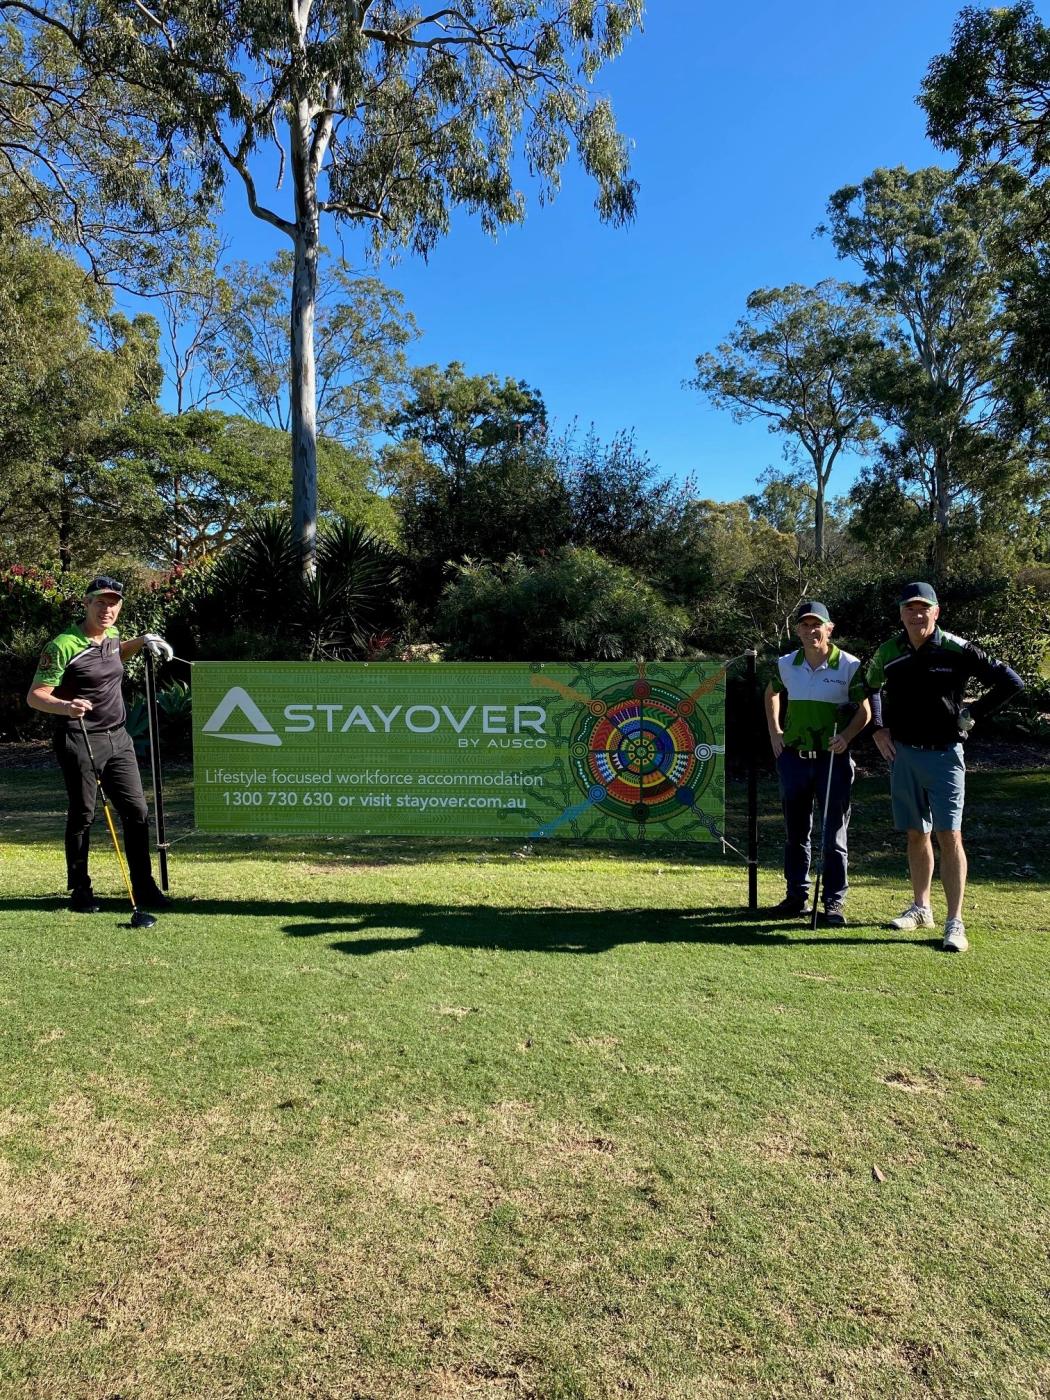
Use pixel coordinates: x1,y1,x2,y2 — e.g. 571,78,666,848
1,765,1049,1399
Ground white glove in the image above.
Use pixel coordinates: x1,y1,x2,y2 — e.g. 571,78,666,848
143,633,174,662
959,706,975,734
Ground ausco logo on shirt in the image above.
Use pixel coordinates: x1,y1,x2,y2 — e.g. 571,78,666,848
201,687,548,747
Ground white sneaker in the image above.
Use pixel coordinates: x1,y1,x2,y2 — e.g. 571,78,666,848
889,903,935,931
943,918,968,953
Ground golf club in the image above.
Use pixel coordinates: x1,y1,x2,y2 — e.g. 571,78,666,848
77,716,157,929
810,723,838,930
143,649,169,891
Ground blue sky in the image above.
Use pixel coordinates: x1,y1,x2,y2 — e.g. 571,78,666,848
212,0,973,502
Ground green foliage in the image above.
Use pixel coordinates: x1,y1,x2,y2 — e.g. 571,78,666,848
4,1,641,570
921,3,1050,175
556,426,687,574
0,15,209,283
177,510,400,662
212,253,419,447
0,228,165,573
389,362,548,482
436,547,691,662
823,166,1046,579
692,281,883,557
391,363,563,608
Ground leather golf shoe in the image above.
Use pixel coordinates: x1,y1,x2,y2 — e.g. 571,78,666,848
69,888,100,914
767,896,808,918
821,903,847,928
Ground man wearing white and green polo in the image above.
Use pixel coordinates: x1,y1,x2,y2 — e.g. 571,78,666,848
765,601,871,926
867,582,1023,953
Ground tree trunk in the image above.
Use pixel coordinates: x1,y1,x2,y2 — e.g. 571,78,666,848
812,454,826,560
932,447,951,581
289,101,320,579
59,476,72,574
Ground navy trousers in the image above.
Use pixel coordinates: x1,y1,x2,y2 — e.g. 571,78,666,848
777,748,854,907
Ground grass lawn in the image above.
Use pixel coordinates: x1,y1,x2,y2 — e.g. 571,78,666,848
1,763,1048,1399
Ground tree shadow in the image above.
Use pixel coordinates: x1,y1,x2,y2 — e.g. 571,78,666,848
0,894,943,953
275,903,938,956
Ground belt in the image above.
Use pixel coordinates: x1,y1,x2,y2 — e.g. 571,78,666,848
786,747,821,760
900,740,956,752
75,722,125,735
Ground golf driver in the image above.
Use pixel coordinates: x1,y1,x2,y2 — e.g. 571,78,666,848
143,649,169,891
77,716,157,929
810,723,838,930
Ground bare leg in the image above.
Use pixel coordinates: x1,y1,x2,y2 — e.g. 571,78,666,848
907,828,934,907
935,829,967,922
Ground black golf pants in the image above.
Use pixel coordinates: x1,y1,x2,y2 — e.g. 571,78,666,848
53,725,153,895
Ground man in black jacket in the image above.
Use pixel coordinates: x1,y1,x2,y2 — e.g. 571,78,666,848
866,583,1023,953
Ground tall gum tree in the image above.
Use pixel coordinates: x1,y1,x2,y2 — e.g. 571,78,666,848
0,0,643,574
821,166,1037,578
691,281,883,560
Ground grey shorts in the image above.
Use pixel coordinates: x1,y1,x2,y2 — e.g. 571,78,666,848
890,742,965,833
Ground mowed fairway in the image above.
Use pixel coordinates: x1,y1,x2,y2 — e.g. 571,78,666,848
1,765,1048,1399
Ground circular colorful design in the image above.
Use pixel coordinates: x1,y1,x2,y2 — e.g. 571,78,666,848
569,677,719,824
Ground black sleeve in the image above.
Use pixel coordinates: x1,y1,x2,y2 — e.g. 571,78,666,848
964,642,1024,723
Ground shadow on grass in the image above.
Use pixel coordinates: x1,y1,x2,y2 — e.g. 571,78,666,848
0,896,938,955
279,903,939,957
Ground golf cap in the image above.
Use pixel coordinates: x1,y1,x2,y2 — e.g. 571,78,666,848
84,575,124,600
795,600,831,624
898,581,938,607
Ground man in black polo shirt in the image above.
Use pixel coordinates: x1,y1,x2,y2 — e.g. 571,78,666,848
867,582,1023,953
26,575,174,914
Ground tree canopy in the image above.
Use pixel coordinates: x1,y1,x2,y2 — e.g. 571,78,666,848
1,0,642,573
692,281,883,558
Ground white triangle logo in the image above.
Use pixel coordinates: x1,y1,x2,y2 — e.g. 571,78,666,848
202,686,281,746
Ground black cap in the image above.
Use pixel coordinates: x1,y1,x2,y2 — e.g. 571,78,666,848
84,575,124,599
898,581,937,607
795,600,831,624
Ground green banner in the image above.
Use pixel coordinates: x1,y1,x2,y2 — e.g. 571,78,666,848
192,661,726,842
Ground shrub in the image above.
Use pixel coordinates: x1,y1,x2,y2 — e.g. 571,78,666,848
171,510,401,662
436,547,692,662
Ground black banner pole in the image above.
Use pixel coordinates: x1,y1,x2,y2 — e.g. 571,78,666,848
144,649,170,891
745,648,759,912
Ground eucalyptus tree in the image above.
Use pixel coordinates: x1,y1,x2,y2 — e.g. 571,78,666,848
921,3,1050,407
1,0,642,575
0,16,206,286
211,252,418,450
691,281,883,559
822,166,1041,578
0,228,162,570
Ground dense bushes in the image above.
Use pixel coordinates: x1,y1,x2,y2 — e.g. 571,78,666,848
436,548,692,662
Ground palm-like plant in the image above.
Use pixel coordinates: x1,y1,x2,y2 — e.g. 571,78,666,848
206,510,399,660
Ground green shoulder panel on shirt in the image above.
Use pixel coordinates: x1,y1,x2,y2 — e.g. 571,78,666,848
32,625,91,687
866,634,906,690
938,629,967,653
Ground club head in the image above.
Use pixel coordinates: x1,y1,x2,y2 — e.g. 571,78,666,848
130,908,158,929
